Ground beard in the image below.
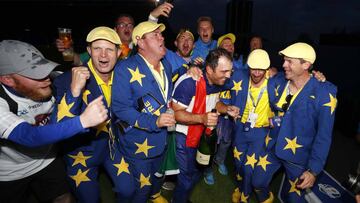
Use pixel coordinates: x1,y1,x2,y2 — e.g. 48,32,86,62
178,49,191,57
250,74,266,85
13,80,52,102
18,86,52,102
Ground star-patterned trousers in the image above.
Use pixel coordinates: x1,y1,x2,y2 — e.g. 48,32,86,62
232,123,269,201
252,149,307,203
123,151,165,203
64,138,135,203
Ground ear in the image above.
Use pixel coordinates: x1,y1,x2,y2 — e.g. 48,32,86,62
174,40,178,47
117,45,122,58
0,75,15,87
86,46,91,55
205,65,213,74
136,36,142,44
302,61,311,71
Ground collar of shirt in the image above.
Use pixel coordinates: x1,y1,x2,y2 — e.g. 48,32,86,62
139,54,165,86
139,54,168,102
176,52,191,63
87,59,113,106
129,42,134,49
196,38,217,48
276,81,304,110
2,84,25,98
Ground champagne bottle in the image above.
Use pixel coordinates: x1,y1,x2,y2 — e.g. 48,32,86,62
166,101,176,132
196,109,217,166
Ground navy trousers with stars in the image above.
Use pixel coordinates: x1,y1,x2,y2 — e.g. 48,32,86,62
252,148,308,203
64,138,135,203
232,122,269,200
121,150,165,203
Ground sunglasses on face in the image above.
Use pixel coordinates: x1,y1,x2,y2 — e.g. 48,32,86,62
281,94,293,112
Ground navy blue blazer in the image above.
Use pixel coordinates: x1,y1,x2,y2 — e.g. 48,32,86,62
111,54,173,159
269,76,337,175
52,64,112,152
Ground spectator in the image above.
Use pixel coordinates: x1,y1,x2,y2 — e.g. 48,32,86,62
236,35,278,76
55,13,137,66
217,33,243,70
0,40,107,203
191,16,217,61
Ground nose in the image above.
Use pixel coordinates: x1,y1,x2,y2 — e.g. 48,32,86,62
159,34,164,42
253,70,261,76
282,61,288,69
100,49,107,57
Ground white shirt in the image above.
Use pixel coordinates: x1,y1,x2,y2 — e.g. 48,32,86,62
0,85,55,181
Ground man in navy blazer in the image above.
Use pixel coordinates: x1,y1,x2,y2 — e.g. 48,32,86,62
53,27,135,203
111,21,176,203
252,42,337,203
219,49,275,203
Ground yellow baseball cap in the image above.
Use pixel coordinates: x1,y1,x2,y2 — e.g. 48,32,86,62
217,33,236,47
247,49,270,70
86,26,122,45
279,42,316,64
132,21,166,45
176,28,194,41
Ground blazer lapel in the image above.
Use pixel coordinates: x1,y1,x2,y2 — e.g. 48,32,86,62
86,72,106,106
162,58,173,102
288,77,315,111
135,55,166,104
271,78,288,112
240,74,250,116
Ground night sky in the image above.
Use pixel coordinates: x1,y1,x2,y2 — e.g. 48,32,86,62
167,0,360,40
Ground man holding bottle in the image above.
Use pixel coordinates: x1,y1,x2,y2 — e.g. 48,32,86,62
111,21,175,203
171,48,239,203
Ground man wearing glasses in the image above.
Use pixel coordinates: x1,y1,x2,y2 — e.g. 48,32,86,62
252,42,337,203
57,4,173,66
114,14,136,59
55,13,136,65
